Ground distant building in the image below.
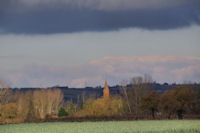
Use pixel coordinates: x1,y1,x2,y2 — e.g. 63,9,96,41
103,80,110,98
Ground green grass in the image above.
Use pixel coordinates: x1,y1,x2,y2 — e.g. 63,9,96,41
0,120,200,133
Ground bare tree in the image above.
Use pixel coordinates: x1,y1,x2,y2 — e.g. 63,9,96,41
0,80,12,114
33,90,48,119
120,80,131,113
16,92,26,119
25,91,36,122
0,80,10,89
16,91,35,121
128,74,153,116
33,89,63,119
47,89,63,115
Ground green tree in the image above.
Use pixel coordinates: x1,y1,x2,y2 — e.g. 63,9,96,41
58,107,68,117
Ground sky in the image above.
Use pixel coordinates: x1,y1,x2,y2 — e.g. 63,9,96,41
0,0,200,88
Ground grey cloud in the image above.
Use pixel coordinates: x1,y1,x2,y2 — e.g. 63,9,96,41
2,0,198,11
0,0,199,34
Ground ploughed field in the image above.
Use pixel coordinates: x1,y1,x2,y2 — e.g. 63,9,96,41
0,120,200,133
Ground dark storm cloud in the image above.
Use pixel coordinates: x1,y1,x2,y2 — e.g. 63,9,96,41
0,0,199,34
1,0,199,11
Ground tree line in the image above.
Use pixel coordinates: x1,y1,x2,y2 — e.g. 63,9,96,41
0,77,200,124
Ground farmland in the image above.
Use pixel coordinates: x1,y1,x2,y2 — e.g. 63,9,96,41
0,120,200,133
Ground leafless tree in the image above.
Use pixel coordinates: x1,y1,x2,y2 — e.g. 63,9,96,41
120,80,131,113
16,91,34,120
128,74,153,116
33,89,63,119
0,80,12,114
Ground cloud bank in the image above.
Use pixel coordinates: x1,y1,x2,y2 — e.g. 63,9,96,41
1,56,200,88
0,0,199,34
1,0,199,11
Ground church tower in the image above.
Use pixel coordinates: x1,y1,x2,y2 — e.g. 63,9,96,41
103,80,110,98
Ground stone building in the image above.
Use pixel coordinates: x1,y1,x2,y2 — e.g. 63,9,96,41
103,80,110,98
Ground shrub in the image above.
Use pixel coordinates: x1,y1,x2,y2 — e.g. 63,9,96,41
58,107,68,117
82,96,123,116
1,103,17,119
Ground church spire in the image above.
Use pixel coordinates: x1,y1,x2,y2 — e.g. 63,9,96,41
103,80,110,98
